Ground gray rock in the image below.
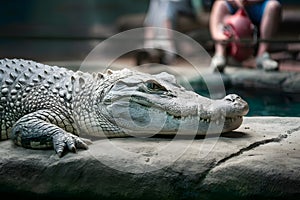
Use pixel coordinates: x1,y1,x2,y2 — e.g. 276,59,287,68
189,69,300,93
0,117,299,199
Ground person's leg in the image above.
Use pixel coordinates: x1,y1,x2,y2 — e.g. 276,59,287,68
209,0,233,71
144,1,172,50
210,0,233,56
257,0,282,56
256,0,282,70
143,0,176,64
144,0,169,43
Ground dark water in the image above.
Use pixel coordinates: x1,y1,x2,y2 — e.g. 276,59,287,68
196,88,300,117
228,89,300,117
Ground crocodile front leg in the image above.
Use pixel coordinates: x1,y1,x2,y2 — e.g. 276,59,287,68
11,110,92,157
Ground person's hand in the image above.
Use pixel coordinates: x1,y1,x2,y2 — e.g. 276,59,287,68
214,24,231,43
216,31,229,42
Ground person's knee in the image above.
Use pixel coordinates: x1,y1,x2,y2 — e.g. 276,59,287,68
211,0,230,15
213,0,228,7
265,0,282,14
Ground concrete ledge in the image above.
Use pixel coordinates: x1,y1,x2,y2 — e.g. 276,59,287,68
190,68,300,93
0,117,300,199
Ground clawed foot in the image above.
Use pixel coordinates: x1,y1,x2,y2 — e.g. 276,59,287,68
52,132,92,157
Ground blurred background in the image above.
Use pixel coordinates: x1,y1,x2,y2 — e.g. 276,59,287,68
0,0,300,116
0,0,299,65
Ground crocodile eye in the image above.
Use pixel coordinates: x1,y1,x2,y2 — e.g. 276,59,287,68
145,80,166,92
147,82,159,90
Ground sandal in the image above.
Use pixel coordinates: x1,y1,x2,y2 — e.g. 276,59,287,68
256,52,279,71
210,55,227,73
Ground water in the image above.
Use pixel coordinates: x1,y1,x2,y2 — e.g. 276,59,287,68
199,88,300,117
227,89,300,117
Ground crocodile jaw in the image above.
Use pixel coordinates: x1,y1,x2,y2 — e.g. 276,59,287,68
104,96,247,136
100,69,249,136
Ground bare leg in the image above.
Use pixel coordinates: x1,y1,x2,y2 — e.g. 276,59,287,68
209,1,232,71
209,0,231,56
255,0,282,71
257,0,282,56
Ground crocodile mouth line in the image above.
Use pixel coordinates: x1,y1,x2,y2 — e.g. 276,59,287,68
168,114,243,124
131,97,243,125
200,116,242,125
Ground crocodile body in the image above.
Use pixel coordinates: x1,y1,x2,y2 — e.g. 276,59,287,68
0,58,249,157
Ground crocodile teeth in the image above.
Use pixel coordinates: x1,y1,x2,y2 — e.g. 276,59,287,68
199,116,242,124
200,118,211,123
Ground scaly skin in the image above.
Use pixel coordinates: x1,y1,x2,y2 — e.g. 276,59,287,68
0,58,249,157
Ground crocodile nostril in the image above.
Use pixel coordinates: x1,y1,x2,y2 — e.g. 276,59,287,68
225,97,234,102
229,95,242,103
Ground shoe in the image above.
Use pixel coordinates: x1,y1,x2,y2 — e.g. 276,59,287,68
210,55,226,72
256,52,279,71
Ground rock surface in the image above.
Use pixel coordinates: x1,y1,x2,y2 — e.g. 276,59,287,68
0,117,300,199
190,69,300,93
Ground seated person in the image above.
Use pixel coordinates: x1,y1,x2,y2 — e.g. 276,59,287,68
209,0,282,71
143,0,197,64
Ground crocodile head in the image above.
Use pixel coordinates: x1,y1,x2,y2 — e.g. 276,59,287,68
93,69,249,137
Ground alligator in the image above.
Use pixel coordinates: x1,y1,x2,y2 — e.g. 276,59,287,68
0,58,249,157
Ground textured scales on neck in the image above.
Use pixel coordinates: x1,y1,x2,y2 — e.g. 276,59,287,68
0,59,123,156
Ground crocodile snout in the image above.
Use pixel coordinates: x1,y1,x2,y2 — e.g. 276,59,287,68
224,94,249,116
